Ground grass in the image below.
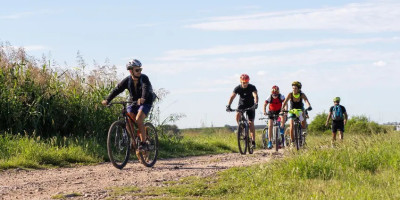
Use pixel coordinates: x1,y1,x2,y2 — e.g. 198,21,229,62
0,133,102,169
124,131,400,199
0,127,240,169
158,127,238,158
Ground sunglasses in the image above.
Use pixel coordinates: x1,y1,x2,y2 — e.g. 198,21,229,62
134,68,142,73
241,82,249,84
272,94,279,97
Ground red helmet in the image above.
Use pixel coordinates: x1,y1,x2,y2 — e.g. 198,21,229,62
271,85,280,95
240,74,250,82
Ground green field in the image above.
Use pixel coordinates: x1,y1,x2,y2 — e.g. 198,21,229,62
119,131,400,200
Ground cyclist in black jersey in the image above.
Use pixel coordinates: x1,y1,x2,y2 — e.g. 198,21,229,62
281,81,312,144
102,59,154,151
226,74,259,148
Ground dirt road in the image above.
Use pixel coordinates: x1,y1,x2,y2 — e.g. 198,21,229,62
0,149,283,199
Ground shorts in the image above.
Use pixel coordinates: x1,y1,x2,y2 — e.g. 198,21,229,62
332,120,345,133
268,110,281,121
288,110,305,122
127,104,152,116
238,105,255,121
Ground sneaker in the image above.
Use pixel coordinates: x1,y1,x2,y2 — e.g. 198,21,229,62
267,141,272,149
138,142,147,151
251,141,256,149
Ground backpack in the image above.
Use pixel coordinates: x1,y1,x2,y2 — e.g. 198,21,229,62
128,76,158,103
332,105,344,120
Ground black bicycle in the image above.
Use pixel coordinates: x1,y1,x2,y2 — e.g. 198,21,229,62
282,107,311,150
228,107,255,155
260,112,285,152
107,101,158,169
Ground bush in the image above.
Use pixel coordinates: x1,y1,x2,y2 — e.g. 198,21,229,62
308,112,330,134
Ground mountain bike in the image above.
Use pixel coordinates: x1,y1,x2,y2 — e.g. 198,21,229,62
282,107,311,150
260,112,285,152
107,101,158,169
227,107,255,155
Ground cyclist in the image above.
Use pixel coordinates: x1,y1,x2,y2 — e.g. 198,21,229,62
226,74,259,148
102,59,155,151
280,81,312,145
325,97,348,145
263,85,287,149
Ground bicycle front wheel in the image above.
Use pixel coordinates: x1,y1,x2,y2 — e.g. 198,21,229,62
138,122,159,167
107,120,131,169
237,123,247,154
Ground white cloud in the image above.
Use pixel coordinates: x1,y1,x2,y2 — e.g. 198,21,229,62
156,37,397,61
186,1,400,32
373,60,387,67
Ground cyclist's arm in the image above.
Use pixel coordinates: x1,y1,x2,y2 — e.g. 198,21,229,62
281,93,291,111
252,91,258,105
302,93,311,108
228,92,237,107
325,110,332,126
140,74,152,102
343,111,348,125
263,100,268,115
105,77,129,103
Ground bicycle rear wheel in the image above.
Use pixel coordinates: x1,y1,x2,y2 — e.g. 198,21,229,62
261,127,268,149
138,122,158,167
107,120,131,169
274,126,279,152
237,123,247,154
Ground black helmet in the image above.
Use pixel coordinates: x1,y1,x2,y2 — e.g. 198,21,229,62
126,59,142,70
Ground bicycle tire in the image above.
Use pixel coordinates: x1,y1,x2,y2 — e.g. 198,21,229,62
107,120,131,169
247,125,253,154
274,125,279,152
237,123,247,154
138,122,158,167
261,127,268,149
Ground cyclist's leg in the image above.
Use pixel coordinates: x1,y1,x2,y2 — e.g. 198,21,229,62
338,120,344,140
268,119,273,141
247,110,256,146
135,104,152,142
235,112,241,125
289,118,294,141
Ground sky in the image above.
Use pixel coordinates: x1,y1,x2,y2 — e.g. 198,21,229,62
1,0,399,128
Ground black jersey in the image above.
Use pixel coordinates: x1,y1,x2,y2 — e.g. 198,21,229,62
233,84,257,108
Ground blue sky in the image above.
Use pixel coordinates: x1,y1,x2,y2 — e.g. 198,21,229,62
1,0,399,128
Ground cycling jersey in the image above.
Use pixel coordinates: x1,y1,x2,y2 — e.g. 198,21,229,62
290,92,304,110
233,84,257,108
266,94,285,112
106,74,154,105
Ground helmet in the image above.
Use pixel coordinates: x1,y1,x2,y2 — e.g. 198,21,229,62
333,97,340,102
292,81,302,89
240,74,250,82
126,59,142,70
271,85,280,95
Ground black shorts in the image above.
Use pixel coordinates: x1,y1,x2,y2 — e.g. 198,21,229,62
238,105,255,121
268,110,281,120
332,120,345,133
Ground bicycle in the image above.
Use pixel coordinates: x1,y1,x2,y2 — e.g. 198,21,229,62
282,107,311,150
106,101,158,169
260,112,285,152
227,107,255,155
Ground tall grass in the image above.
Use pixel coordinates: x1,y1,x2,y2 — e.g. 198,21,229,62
0,42,120,138
142,131,400,199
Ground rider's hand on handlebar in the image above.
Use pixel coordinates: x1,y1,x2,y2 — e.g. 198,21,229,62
252,103,258,110
226,105,232,112
307,106,312,111
101,100,108,106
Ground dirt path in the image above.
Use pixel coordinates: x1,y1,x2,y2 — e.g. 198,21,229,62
0,149,284,200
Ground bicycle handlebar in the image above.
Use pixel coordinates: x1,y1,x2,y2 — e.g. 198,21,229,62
107,101,137,107
228,107,255,113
